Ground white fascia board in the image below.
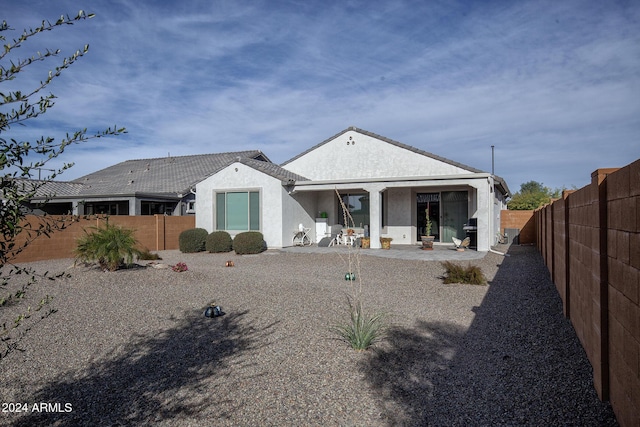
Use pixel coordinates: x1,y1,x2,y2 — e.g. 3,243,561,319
286,173,492,192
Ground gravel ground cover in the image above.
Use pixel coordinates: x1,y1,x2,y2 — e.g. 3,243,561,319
1,245,617,426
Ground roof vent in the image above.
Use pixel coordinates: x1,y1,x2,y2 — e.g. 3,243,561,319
128,180,134,185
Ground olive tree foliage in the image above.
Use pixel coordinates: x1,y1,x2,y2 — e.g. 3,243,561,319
0,11,126,360
507,181,562,210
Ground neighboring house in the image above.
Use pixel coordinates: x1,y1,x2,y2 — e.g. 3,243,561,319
28,151,270,216
196,127,510,251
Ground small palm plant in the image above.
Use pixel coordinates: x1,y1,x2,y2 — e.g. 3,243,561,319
75,222,142,271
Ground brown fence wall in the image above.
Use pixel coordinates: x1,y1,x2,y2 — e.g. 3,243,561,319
7,215,195,264
500,210,536,244
535,160,640,427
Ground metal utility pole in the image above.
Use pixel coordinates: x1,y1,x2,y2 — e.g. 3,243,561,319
491,145,495,175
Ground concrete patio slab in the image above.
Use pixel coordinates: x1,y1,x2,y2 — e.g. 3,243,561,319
276,244,490,261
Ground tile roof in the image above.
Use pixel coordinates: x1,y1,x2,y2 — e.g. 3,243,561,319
16,179,86,198
237,158,309,182
27,150,306,200
25,128,509,200
281,126,484,172
69,150,269,197
280,126,510,195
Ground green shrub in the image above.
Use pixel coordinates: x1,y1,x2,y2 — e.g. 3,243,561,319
441,261,487,285
206,231,233,253
330,298,387,351
232,231,266,255
179,228,208,253
138,248,162,260
74,223,142,271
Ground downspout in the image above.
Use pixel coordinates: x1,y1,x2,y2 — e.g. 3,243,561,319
490,174,495,247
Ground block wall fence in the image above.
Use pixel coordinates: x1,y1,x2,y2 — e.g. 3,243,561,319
9,212,531,262
500,210,536,244
535,159,639,427
5,215,195,264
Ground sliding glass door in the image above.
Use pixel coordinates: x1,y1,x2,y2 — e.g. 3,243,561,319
416,193,440,241
441,191,468,243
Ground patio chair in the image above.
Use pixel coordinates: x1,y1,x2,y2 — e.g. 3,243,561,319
452,236,471,250
328,225,343,246
292,223,312,246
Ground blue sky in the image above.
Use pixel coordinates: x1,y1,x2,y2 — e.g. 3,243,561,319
3,0,639,193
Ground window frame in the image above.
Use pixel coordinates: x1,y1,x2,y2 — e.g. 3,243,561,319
338,192,369,228
215,190,261,232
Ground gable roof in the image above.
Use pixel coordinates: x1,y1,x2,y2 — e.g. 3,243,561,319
15,178,86,198
236,157,309,182
69,150,270,197
28,128,509,201
280,126,510,196
28,150,270,201
281,126,485,173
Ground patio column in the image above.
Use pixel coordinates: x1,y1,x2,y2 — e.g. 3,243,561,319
471,179,491,252
73,201,83,216
365,184,385,249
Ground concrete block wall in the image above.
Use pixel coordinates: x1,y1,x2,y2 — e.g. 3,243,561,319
552,197,569,315
545,206,554,277
535,204,547,261
606,159,640,427
102,215,195,251
500,210,536,244
5,215,196,264
104,216,159,252
567,173,607,400
535,159,640,427
6,216,91,263
161,216,197,251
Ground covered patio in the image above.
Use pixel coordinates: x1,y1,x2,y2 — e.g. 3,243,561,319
287,173,496,251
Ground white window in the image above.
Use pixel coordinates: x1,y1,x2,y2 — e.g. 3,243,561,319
216,191,260,231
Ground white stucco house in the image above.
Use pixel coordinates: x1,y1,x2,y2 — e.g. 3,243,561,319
196,127,510,251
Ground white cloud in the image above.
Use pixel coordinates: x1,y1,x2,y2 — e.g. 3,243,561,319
2,0,638,192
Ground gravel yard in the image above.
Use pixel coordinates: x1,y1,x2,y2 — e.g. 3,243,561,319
1,245,617,426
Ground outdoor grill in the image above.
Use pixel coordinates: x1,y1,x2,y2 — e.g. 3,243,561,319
463,218,477,249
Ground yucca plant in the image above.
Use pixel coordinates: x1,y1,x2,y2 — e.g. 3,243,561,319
329,189,389,351
330,297,388,350
75,222,142,271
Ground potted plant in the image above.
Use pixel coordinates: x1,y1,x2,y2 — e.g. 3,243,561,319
361,236,370,249
380,237,392,249
421,209,435,250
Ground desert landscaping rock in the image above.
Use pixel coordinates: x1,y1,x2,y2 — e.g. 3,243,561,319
0,245,617,426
